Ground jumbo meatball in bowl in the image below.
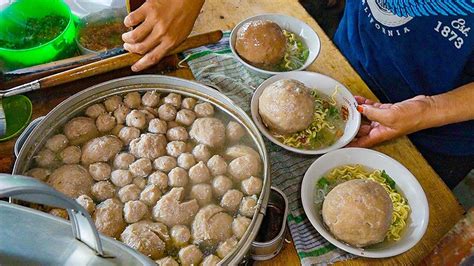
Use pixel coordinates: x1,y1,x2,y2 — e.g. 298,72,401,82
230,14,321,76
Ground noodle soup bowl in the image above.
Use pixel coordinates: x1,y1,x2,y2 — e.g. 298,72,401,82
230,13,321,77
251,71,360,155
301,148,429,258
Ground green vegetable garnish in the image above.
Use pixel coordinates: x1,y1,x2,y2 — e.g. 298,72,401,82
317,177,330,189
328,106,339,118
382,170,396,189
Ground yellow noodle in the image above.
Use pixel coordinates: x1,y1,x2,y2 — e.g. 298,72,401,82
326,165,410,241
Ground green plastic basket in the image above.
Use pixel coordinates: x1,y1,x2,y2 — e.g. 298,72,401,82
0,0,77,70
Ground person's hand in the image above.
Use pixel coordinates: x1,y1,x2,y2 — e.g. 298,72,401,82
122,0,204,72
349,95,434,148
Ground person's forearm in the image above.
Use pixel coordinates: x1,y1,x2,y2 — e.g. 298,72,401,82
421,82,474,129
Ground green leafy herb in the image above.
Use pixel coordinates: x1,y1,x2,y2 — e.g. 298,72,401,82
328,106,339,118
382,170,396,189
317,177,330,189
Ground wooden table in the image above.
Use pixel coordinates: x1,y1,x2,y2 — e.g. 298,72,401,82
0,0,464,265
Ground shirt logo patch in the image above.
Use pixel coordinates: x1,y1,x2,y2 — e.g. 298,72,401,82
365,0,413,27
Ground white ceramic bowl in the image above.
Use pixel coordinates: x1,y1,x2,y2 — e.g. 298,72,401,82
229,13,321,77
301,148,429,258
251,71,361,155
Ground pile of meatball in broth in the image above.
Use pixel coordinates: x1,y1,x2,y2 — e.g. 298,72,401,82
26,90,264,265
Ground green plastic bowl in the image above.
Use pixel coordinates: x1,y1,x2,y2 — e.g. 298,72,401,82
0,0,77,70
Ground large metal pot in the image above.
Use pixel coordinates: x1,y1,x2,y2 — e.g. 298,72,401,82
13,75,271,264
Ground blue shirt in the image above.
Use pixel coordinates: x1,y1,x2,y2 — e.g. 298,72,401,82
334,0,474,156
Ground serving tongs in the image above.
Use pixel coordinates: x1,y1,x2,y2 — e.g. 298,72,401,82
0,30,224,137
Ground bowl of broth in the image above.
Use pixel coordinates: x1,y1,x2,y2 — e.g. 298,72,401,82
301,148,429,258
251,71,360,155
229,14,320,77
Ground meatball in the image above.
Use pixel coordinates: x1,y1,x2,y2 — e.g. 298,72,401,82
129,158,153,177
91,181,116,202
190,184,213,206
64,117,99,145
76,195,96,214
232,216,251,239
113,104,131,124
139,108,156,123
171,225,191,247
220,189,243,212
192,144,212,163
118,126,140,145
158,103,177,121
104,95,122,112
140,184,162,206
85,103,106,119
121,221,169,260
114,153,135,169
148,171,168,191
235,20,286,66
166,141,187,157
202,255,221,266
156,257,179,266
142,91,160,107
181,97,197,110
110,169,134,187
93,198,126,238
153,156,177,172
240,196,257,217
168,167,188,187
216,237,238,259
176,109,196,126
124,200,148,223
192,204,233,244
111,124,125,136
178,245,203,266
189,161,211,184
26,168,51,181
45,134,69,152
241,176,263,196
212,175,233,197
177,153,196,170
124,92,141,109
48,165,93,198
35,148,59,168
148,118,167,134
96,113,116,133
190,118,226,148
194,102,215,118
207,155,227,176
226,121,246,143
259,79,315,134
81,135,123,165
118,184,142,203
166,126,188,141
49,208,68,219
228,155,261,181
89,162,111,181
133,177,147,189
322,179,393,247
164,93,182,108
59,146,82,164
224,145,261,161
130,133,167,160
152,187,199,227
126,110,147,130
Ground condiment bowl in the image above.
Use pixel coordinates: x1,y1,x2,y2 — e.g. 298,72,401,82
251,71,360,155
301,148,429,258
229,13,320,77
